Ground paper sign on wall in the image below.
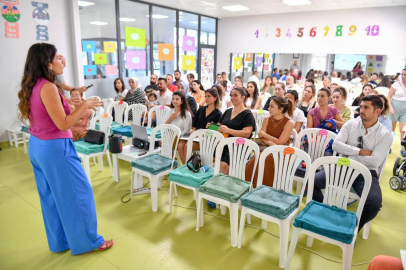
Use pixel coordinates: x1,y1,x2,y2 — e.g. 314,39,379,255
158,43,174,61
234,57,242,70
82,41,96,52
125,50,146,70
367,67,374,73
264,64,269,70
255,56,263,67
245,53,253,62
83,65,97,76
105,65,117,76
94,53,107,65
125,27,146,48
182,55,195,70
376,55,383,61
264,53,270,59
182,35,195,51
2,0,20,38
103,41,116,53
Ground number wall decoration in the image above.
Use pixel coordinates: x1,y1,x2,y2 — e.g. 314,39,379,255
32,1,49,41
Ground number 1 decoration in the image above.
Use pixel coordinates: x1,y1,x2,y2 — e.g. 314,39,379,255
1,0,20,38
32,1,49,41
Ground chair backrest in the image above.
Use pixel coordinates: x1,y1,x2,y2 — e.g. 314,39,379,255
185,129,224,166
290,129,297,147
102,98,114,114
374,86,389,97
147,106,172,128
89,114,113,152
252,110,270,138
88,109,97,124
307,156,372,224
258,92,271,107
351,86,362,97
294,128,337,161
214,137,260,181
125,104,147,126
149,124,181,168
107,101,128,125
257,145,311,199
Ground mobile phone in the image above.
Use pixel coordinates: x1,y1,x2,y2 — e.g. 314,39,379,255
208,123,219,131
138,150,148,156
86,84,94,89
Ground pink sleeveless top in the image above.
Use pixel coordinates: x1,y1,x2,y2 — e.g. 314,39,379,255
29,78,73,140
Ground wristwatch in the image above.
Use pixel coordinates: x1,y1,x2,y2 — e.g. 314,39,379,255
32,1,49,41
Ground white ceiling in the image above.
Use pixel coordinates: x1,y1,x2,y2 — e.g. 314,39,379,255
145,0,406,18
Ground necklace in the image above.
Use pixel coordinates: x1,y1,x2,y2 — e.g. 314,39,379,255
271,115,284,128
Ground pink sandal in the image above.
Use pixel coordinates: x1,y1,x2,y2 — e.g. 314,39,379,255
88,239,114,253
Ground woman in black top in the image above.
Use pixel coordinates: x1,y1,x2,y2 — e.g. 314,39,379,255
208,87,256,175
177,88,222,164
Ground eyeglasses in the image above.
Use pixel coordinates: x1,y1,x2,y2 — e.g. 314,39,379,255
357,136,363,149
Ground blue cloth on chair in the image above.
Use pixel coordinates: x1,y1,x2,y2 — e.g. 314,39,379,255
198,174,250,203
293,200,357,244
131,154,177,175
21,126,30,134
169,164,214,188
240,186,300,219
74,140,105,155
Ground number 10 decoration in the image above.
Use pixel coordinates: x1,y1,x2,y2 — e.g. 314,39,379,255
32,1,49,41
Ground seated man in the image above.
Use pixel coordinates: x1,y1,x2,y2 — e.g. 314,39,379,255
313,95,392,232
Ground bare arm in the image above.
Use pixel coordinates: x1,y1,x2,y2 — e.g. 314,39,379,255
260,119,294,145
334,113,345,128
387,86,396,115
307,114,314,129
294,121,303,133
253,98,262,110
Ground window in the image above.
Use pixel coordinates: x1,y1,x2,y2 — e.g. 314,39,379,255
179,12,198,81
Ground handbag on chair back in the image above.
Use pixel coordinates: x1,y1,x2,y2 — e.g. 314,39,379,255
186,151,202,173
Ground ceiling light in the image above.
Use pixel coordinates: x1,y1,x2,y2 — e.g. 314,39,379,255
151,14,169,19
283,0,311,6
90,21,108,25
119,18,136,22
78,1,95,7
222,5,249,11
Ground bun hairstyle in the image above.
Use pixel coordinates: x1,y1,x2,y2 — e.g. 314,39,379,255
318,87,332,97
334,86,348,102
207,87,221,109
272,96,294,118
232,87,248,107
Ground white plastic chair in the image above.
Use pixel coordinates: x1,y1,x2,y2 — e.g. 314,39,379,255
196,137,260,247
77,114,113,185
252,110,270,139
351,86,362,97
374,86,389,97
7,126,24,148
125,104,148,126
285,157,372,270
107,101,128,125
101,98,114,114
147,106,172,128
290,129,297,147
259,92,271,108
293,128,337,194
130,124,181,212
238,145,311,268
168,129,224,213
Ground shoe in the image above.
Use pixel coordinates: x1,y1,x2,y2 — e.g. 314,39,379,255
401,150,406,157
88,239,114,254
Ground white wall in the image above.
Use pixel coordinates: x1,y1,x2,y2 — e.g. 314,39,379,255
217,6,406,75
0,0,80,143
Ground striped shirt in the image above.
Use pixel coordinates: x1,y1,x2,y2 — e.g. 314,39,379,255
332,117,393,172
125,88,146,105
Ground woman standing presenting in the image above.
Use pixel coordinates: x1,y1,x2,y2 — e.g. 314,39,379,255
17,43,113,255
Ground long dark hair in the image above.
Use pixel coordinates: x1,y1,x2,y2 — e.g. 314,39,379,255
353,61,361,69
378,94,389,116
18,43,58,122
247,81,259,109
377,75,392,88
206,87,221,109
191,80,204,93
171,91,190,118
114,78,126,93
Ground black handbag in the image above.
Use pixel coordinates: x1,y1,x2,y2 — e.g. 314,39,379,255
84,129,105,145
186,151,202,173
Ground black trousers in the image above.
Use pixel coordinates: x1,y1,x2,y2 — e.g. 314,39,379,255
313,169,381,232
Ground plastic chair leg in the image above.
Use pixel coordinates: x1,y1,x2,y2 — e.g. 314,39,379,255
285,227,301,270
106,152,113,176
97,156,104,171
168,182,174,214
82,157,91,185
342,244,354,270
296,182,303,195
261,219,268,230
220,205,227,215
246,214,251,225
174,184,178,198
237,207,247,249
229,203,239,247
150,176,158,212
362,222,371,239
93,157,97,166
7,131,13,146
307,236,314,247
130,171,135,200
196,194,204,231
279,220,290,268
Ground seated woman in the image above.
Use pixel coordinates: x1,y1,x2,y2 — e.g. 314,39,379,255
329,86,351,122
297,85,316,117
352,84,373,106
191,80,206,107
177,88,222,164
307,88,345,129
125,77,146,120
246,81,262,110
113,78,128,101
234,76,244,89
218,81,231,113
285,90,306,133
166,91,192,137
208,87,256,175
178,81,197,116
245,97,294,187
69,89,93,141
261,76,277,96
263,83,286,110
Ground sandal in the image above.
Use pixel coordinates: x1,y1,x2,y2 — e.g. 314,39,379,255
98,239,114,251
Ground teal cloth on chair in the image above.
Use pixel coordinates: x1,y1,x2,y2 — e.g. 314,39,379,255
131,154,177,175
169,164,214,188
198,174,250,203
112,126,161,138
240,186,300,219
293,200,357,244
21,126,30,134
95,121,122,133
74,140,105,155
146,128,161,139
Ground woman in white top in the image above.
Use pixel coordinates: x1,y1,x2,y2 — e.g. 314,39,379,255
113,78,128,101
218,81,231,113
388,67,406,156
246,81,262,110
166,91,192,137
285,90,306,133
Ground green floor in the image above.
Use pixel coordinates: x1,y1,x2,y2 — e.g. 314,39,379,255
1,137,405,270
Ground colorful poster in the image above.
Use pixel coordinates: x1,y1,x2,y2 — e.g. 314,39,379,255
32,2,49,41
158,43,174,61
125,50,146,69
264,54,270,59
83,65,97,76
264,64,269,70
2,3,20,22
2,0,20,38
234,57,242,70
105,65,117,76
94,53,107,65
367,67,374,73
103,42,116,53
245,53,253,62
125,27,146,48
182,55,195,70
368,62,373,67
182,35,195,51
255,56,263,67
82,41,96,52
376,55,383,61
